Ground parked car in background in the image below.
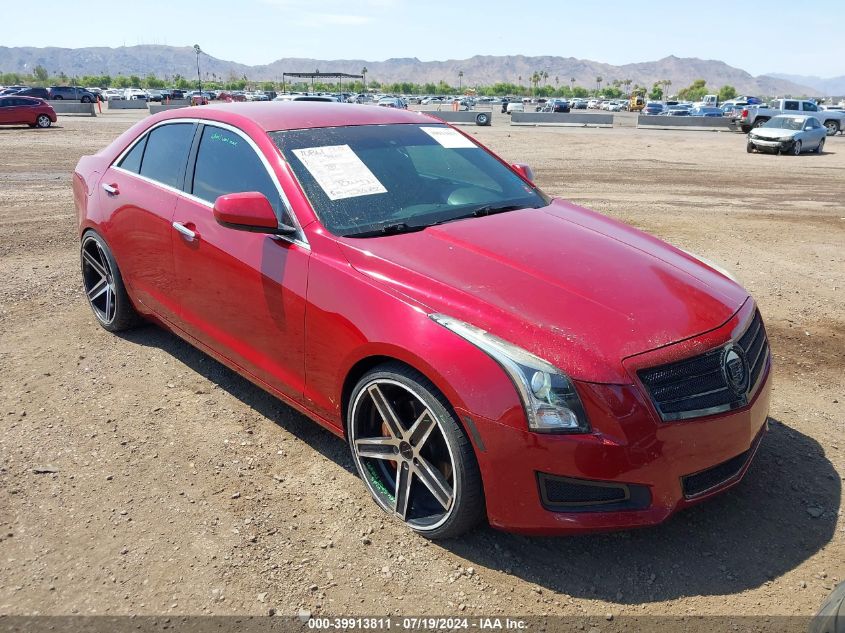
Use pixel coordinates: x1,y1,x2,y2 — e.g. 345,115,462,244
274,94,337,102
643,102,665,115
690,106,724,117
738,99,845,135
16,87,50,100
0,95,57,128
0,86,27,95
572,99,588,110
665,105,691,116
506,101,525,114
377,97,406,109
74,102,771,539
49,86,97,102
104,89,124,101
746,114,827,155
123,88,149,101
147,90,164,102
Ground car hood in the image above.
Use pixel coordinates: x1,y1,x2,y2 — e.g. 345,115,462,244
338,200,748,384
753,128,799,140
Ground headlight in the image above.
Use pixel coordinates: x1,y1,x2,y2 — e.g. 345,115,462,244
429,314,590,434
678,248,740,284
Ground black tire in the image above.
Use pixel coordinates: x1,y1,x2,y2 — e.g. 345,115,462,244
823,120,839,136
53,95,63,100
746,142,755,153
347,362,484,539
740,125,751,133
35,114,51,128
752,118,768,129
792,140,802,156
816,137,825,154
80,231,141,332
81,96,92,103
475,112,490,126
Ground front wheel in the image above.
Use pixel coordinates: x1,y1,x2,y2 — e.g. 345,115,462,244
80,232,141,332
792,140,802,156
81,96,92,103
752,118,768,129
35,114,52,128
824,120,839,136
816,137,825,154
475,112,490,126
746,142,755,153
347,363,484,539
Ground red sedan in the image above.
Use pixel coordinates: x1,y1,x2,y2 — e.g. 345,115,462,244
0,95,57,128
73,103,771,538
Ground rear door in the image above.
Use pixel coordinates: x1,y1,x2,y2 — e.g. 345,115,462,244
0,97,15,124
171,122,310,401
99,121,197,323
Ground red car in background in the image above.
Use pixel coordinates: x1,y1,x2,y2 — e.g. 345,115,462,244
0,95,57,128
72,103,771,538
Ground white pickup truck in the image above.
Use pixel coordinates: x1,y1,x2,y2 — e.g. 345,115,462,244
737,99,845,135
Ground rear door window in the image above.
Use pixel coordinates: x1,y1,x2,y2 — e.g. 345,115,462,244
118,136,148,174
138,123,195,189
784,101,799,111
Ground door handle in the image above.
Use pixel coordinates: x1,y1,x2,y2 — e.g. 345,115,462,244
102,183,119,195
172,221,198,241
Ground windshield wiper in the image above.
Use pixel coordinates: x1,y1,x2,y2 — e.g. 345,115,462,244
471,203,527,217
342,222,426,238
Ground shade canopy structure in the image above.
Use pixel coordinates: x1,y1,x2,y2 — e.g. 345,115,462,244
282,72,364,93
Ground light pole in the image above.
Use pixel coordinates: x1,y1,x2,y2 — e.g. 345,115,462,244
458,70,463,93
194,44,202,95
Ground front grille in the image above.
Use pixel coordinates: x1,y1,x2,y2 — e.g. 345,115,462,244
638,311,769,422
537,473,651,512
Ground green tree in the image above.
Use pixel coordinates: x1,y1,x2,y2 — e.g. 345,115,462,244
34,65,48,82
718,85,737,102
649,82,663,100
677,78,708,102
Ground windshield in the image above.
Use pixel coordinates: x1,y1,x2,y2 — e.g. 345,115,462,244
271,123,548,237
764,117,803,131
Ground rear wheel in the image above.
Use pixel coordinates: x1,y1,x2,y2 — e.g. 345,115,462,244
53,95,63,100
792,140,802,156
752,118,768,129
347,363,484,539
35,114,51,128
80,232,141,332
475,112,490,126
81,96,92,103
824,120,839,136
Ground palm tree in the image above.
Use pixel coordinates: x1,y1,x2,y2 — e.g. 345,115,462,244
570,77,576,94
664,79,672,98
623,78,632,95
542,70,549,87
596,76,603,95
361,66,368,91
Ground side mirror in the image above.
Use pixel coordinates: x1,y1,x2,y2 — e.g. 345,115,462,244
511,163,536,184
213,192,297,235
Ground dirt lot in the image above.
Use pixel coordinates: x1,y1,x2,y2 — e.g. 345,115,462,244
1,109,843,622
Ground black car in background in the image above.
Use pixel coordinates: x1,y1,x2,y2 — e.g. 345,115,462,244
48,86,97,102
16,87,50,100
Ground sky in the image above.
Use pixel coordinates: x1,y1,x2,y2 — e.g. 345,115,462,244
4,0,844,78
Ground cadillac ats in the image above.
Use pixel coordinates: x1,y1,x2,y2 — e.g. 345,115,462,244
73,103,772,538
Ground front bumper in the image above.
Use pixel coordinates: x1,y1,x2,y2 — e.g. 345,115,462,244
750,137,794,151
464,305,773,535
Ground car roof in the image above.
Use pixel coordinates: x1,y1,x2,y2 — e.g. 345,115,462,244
773,113,811,119
154,101,427,131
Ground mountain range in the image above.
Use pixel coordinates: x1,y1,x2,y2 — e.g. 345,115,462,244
0,45,824,96
767,73,845,96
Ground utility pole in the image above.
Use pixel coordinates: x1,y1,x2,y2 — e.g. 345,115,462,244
194,44,202,94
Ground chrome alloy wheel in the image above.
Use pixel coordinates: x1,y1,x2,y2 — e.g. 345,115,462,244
350,379,458,531
81,235,117,325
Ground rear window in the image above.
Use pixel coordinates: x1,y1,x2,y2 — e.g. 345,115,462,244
137,123,195,189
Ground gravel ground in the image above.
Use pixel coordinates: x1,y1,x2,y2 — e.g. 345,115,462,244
0,108,842,621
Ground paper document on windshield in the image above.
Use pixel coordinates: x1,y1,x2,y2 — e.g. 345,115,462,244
420,126,476,149
292,145,387,200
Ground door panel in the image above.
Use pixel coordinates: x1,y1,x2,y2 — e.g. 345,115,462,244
98,169,180,321
172,197,309,401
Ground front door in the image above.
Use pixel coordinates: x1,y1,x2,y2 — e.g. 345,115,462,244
172,123,309,401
